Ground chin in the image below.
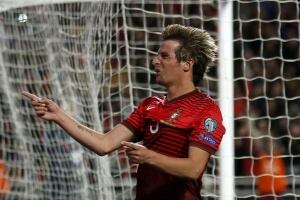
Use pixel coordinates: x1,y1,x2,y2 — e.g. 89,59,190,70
155,78,163,85
156,80,167,87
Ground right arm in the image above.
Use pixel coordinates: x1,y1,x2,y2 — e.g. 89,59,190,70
22,91,135,156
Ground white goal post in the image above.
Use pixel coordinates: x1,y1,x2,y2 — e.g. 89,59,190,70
218,1,234,200
0,0,299,200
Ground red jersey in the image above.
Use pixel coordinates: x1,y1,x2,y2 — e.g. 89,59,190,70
122,89,225,200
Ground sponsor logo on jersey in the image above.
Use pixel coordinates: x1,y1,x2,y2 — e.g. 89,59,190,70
204,118,217,133
146,104,156,110
202,134,216,145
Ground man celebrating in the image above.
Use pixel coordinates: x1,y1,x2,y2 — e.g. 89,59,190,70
23,24,225,200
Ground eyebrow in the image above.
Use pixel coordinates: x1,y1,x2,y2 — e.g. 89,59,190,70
157,48,170,55
159,51,169,56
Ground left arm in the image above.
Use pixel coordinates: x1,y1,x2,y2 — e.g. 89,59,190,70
121,141,210,180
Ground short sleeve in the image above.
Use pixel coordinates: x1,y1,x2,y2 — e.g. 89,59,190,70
189,103,226,155
121,97,151,141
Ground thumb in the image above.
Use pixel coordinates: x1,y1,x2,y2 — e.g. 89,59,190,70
121,141,144,150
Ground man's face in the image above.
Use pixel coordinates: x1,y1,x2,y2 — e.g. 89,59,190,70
152,40,184,86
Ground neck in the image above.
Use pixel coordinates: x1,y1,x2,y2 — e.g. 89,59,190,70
166,82,196,101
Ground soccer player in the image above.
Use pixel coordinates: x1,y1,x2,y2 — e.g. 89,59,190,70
22,24,225,200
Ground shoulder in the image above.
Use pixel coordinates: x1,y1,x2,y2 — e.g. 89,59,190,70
189,90,220,110
188,91,223,124
195,90,215,102
139,95,164,106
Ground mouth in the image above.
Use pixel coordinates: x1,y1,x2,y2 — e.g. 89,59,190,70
154,68,160,74
155,71,161,78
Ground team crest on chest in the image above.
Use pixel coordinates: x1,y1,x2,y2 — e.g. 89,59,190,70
168,109,181,122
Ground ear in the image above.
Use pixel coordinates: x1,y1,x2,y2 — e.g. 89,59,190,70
182,59,194,72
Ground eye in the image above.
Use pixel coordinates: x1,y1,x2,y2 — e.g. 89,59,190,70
160,53,168,59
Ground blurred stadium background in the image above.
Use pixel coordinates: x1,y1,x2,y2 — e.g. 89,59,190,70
0,0,299,199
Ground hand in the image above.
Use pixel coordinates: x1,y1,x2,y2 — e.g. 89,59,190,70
22,91,62,122
121,141,152,164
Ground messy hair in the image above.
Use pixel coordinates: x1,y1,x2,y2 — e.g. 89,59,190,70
162,24,217,85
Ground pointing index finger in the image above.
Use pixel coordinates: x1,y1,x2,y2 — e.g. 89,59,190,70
21,91,40,101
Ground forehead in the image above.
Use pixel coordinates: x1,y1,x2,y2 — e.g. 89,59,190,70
158,40,180,53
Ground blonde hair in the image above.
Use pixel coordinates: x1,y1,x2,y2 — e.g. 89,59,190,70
162,24,217,84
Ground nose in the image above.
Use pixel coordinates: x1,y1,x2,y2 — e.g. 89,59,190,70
152,55,160,67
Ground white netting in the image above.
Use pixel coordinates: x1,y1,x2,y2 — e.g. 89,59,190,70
234,1,300,199
0,0,299,200
0,1,119,200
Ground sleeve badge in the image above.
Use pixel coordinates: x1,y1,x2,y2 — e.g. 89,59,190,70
204,118,217,133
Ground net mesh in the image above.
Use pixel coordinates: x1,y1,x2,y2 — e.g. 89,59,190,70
0,0,299,199
234,1,300,199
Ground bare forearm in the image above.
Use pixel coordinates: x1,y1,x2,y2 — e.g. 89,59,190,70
54,109,134,155
121,142,209,179
54,109,108,155
21,90,128,155
147,151,204,179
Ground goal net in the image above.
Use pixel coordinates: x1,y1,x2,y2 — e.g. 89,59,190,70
0,0,299,199
234,1,300,199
